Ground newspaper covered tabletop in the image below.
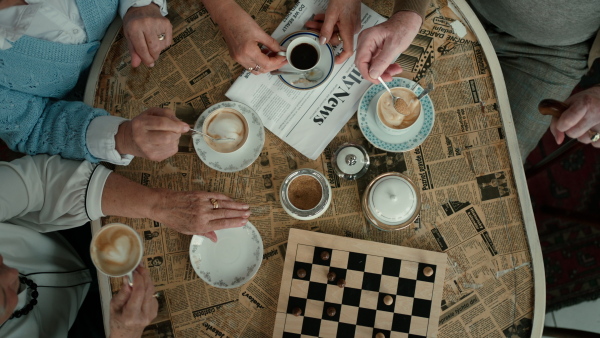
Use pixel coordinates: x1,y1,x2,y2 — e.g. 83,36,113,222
87,0,543,337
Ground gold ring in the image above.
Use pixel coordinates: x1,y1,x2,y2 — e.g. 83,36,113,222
247,66,255,72
254,64,261,72
336,33,342,43
158,33,166,41
210,198,219,209
589,131,600,142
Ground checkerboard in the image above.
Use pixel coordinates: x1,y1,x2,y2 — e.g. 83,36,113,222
273,229,447,338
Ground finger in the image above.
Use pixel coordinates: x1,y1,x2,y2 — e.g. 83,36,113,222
141,115,189,133
319,12,338,45
124,269,146,312
368,40,401,80
253,52,287,73
211,208,251,220
126,39,142,68
110,278,133,311
207,218,249,231
141,268,157,314
257,33,285,54
203,231,218,243
355,30,379,83
213,199,251,211
550,117,565,145
335,27,355,64
556,104,586,134
313,13,326,22
305,20,324,32
201,192,235,202
131,30,155,67
143,30,162,62
379,64,403,82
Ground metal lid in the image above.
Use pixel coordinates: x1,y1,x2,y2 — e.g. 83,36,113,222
332,143,369,180
362,172,421,231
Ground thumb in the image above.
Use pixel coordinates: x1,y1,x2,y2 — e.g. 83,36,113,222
368,42,400,80
127,39,142,68
111,278,133,311
319,13,337,45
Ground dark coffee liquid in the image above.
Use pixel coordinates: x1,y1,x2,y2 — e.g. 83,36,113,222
290,43,318,70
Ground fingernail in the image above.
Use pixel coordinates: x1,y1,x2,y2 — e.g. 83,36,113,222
319,36,326,45
243,204,250,210
244,211,251,217
149,63,155,68
369,70,381,79
241,219,248,226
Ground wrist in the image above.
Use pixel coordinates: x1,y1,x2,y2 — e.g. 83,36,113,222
146,188,170,223
115,121,133,156
390,10,423,31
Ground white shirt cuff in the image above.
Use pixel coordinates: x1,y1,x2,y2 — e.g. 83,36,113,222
119,0,168,19
86,165,112,220
86,116,134,166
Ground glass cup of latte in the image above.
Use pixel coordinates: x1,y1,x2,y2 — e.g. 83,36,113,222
376,87,422,135
90,223,143,284
202,107,249,153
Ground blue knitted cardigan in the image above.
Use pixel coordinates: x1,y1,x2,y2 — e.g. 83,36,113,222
0,0,118,162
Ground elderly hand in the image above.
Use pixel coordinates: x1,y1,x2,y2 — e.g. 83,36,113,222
304,0,361,64
205,0,286,74
355,11,422,83
150,190,251,242
122,3,172,68
115,108,190,162
109,266,157,338
551,86,600,147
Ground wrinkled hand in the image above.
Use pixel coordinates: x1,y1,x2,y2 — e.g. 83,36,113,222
115,108,189,161
304,0,361,64
123,4,172,68
150,190,251,242
109,266,157,338
214,1,286,74
355,11,422,83
551,86,600,147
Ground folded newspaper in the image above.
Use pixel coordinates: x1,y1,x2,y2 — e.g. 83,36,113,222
226,0,387,160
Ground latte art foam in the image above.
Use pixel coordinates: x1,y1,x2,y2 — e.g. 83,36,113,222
377,87,421,129
91,225,141,276
204,108,248,153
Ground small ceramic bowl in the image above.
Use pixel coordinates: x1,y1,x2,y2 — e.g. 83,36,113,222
362,172,421,231
280,169,332,221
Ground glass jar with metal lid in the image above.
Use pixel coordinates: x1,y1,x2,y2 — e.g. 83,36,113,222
331,142,370,180
280,168,332,220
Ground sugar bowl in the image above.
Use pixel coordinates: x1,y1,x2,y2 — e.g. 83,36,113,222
280,168,332,220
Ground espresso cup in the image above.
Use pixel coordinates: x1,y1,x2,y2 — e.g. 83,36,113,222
376,87,422,135
277,36,321,72
202,107,249,153
90,223,143,284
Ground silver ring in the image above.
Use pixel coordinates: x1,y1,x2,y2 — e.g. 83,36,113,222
590,131,600,142
158,33,166,41
247,66,255,72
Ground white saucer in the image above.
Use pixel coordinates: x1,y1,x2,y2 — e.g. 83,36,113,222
276,31,334,90
189,222,263,289
358,77,435,152
193,101,265,172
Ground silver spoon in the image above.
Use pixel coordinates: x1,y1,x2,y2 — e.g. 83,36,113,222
377,77,408,115
409,82,435,106
189,128,235,142
270,68,325,82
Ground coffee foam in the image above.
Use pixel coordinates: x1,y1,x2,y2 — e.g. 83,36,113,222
91,225,141,276
377,87,421,129
204,108,248,153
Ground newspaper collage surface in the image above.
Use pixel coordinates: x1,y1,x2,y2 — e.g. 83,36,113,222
92,0,536,336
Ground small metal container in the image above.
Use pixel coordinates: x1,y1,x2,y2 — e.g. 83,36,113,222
331,143,370,180
280,169,332,221
362,172,421,231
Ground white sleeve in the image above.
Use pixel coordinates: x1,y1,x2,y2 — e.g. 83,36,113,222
119,0,168,18
0,155,112,232
86,115,134,166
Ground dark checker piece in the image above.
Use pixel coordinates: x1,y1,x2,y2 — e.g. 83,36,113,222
417,263,436,282
326,267,347,285
356,308,377,327
301,317,321,336
412,298,432,318
347,252,367,271
286,296,307,315
361,272,382,292
312,247,332,266
292,261,312,280
322,302,341,321
391,313,411,333
382,257,401,276
307,282,327,301
397,277,417,297
336,323,356,338
341,287,362,307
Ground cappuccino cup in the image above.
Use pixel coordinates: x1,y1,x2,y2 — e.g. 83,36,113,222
90,223,143,283
376,87,422,135
277,35,321,72
202,107,249,153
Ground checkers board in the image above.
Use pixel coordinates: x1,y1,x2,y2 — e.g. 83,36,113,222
274,229,447,338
